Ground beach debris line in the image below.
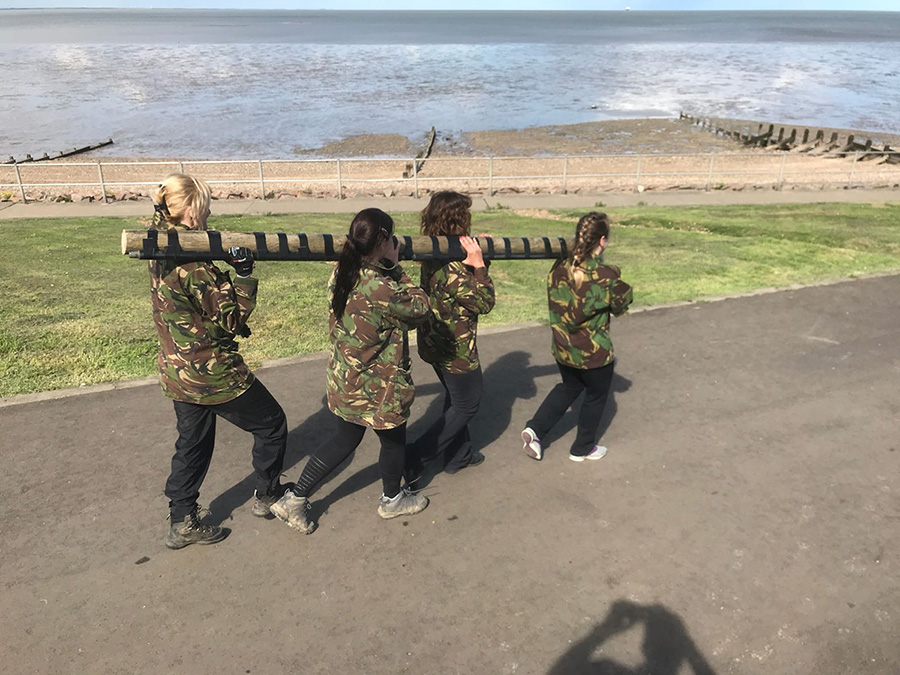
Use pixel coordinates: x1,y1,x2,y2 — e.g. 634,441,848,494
122,229,573,262
4,139,114,165
403,127,437,178
678,113,898,164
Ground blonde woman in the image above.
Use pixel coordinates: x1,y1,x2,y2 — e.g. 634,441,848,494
149,174,288,549
521,212,633,462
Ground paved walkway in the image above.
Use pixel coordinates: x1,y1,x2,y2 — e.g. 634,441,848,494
1,187,899,219
2,276,898,674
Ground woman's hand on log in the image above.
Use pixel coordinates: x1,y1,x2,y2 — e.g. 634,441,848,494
461,236,485,269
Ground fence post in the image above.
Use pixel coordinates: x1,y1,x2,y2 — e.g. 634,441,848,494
777,153,787,190
336,159,343,199
14,163,27,204
178,161,184,174
97,161,108,203
413,157,419,199
258,160,266,200
488,156,494,196
634,156,643,192
705,154,715,191
562,155,568,194
848,151,859,187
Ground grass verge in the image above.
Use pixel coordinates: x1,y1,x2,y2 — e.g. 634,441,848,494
2,202,899,397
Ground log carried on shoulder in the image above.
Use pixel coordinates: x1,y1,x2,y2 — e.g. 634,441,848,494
122,229,574,262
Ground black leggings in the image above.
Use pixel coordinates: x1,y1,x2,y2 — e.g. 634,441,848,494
527,361,615,456
292,415,406,499
408,365,483,472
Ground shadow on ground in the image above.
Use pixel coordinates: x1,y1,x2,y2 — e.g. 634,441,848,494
208,351,630,524
548,600,717,675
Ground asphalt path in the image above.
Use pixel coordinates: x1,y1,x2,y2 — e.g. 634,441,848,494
1,276,898,675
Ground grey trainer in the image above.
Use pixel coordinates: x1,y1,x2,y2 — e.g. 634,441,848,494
378,488,429,520
270,491,317,534
166,507,227,550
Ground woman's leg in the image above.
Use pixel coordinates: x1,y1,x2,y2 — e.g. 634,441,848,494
374,423,407,499
166,401,217,521
292,416,366,498
376,423,429,519
570,362,615,457
212,378,288,499
526,362,585,440
408,366,483,473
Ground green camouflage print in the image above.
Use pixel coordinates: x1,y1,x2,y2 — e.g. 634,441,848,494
417,261,495,374
547,256,633,369
326,262,431,429
149,259,257,404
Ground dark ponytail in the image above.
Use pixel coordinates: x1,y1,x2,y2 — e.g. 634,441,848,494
332,208,394,319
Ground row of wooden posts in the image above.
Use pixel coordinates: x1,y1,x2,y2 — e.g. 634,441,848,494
679,113,899,164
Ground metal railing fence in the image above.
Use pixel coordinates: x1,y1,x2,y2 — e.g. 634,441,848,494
1,151,898,204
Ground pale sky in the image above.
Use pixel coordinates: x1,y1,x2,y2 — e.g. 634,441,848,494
3,1,899,10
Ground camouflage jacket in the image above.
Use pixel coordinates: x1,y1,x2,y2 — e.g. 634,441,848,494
417,261,495,374
326,261,431,429
547,256,633,370
149,259,256,404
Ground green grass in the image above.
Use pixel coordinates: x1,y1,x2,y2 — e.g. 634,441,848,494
2,203,899,397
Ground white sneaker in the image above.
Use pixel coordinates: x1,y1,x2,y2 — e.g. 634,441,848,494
569,445,608,462
521,427,542,461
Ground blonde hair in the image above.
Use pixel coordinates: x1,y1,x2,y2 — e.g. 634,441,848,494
151,173,211,229
568,212,611,283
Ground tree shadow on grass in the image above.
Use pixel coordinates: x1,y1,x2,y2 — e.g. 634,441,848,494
547,600,717,675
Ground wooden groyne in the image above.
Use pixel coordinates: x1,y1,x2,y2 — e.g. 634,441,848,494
403,127,437,178
678,113,899,164
4,139,115,165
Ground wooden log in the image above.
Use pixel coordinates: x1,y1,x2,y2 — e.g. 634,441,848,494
122,229,575,262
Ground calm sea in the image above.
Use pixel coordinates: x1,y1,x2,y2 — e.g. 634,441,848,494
1,9,898,158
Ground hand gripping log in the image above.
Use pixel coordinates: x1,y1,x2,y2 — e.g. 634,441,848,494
121,230,573,261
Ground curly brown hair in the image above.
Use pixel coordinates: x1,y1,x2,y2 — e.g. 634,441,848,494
420,191,472,236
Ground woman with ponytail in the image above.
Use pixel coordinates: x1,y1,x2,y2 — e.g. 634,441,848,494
149,174,289,550
521,212,633,463
271,208,432,533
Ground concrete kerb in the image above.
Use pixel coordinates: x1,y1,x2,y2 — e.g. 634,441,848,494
4,270,898,409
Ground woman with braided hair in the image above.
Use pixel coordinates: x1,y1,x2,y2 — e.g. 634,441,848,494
270,208,432,533
521,212,633,462
149,173,289,550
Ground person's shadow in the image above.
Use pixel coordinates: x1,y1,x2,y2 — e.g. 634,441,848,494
547,600,717,675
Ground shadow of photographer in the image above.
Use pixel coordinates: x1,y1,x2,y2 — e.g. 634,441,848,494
548,600,717,675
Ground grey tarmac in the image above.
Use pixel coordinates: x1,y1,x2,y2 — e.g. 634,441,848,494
1,276,898,675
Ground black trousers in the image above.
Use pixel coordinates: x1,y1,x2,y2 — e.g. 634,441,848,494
408,365,483,473
527,361,614,456
166,378,287,520
293,415,407,500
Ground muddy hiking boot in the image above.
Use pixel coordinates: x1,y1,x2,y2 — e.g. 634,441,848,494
166,507,227,550
251,482,293,518
378,488,429,520
269,490,317,534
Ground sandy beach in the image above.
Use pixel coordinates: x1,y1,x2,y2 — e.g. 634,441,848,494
2,117,899,203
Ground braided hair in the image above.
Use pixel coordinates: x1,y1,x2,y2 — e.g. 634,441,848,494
566,212,611,283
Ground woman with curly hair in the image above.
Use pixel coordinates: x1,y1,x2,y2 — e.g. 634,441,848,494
406,191,495,482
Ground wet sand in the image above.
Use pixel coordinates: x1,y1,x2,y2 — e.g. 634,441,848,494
2,117,898,203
